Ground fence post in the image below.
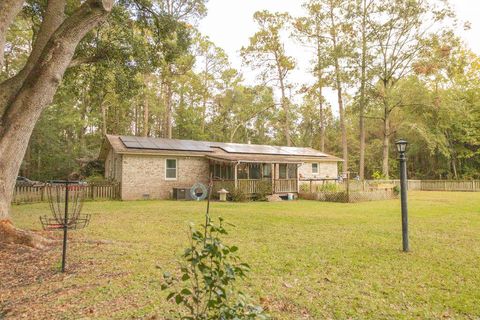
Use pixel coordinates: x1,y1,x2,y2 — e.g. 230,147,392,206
346,172,350,203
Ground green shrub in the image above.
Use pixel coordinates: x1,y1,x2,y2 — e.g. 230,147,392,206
161,218,268,319
316,183,340,192
393,185,400,195
255,181,272,201
85,174,106,183
299,183,310,192
229,188,248,202
372,170,386,180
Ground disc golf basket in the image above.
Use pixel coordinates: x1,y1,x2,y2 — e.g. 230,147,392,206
40,181,90,272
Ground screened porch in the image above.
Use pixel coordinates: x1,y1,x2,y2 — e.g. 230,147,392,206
209,160,300,195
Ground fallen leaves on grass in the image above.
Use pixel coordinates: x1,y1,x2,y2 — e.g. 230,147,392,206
0,232,118,319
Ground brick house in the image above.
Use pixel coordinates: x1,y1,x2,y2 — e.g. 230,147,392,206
99,134,342,200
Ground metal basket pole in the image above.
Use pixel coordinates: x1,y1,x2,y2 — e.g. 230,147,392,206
61,181,69,273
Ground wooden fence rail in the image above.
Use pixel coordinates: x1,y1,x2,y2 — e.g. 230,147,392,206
12,183,120,204
368,180,480,192
300,179,480,193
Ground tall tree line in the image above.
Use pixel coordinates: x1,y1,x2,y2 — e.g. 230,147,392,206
2,0,479,183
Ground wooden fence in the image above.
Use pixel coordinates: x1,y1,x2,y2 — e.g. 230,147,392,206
299,179,480,196
365,180,480,192
212,179,297,195
12,183,120,204
299,189,398,203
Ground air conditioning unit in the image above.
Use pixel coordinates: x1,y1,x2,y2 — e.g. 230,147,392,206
172,187,193,200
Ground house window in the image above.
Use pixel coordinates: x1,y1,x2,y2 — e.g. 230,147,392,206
165,159,177,180
312,163,318,174
279,164,287,179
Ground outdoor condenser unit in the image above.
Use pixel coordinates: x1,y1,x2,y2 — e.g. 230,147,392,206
172,187,193,200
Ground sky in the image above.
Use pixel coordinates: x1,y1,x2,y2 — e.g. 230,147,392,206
198,0,480,110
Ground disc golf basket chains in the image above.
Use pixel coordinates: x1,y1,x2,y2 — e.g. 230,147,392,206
40,181,90,272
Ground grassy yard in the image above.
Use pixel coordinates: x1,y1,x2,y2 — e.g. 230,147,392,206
2,191,480,319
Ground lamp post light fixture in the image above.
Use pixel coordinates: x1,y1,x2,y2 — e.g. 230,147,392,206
396,139,409,252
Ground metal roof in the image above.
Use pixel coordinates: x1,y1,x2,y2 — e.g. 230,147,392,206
100,135,343,162
119,136,212,152
119,135,332,158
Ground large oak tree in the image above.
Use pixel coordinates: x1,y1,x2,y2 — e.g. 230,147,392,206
0,0,113,246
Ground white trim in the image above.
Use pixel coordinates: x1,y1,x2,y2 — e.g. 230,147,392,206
165,158,178,180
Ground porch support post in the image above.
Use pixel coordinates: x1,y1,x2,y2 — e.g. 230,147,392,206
234,162,238,189
270,163,275,194
296,163,301,193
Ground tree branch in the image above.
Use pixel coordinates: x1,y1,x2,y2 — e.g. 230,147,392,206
0,0,66,117
0,0,25,69
68,54,105,68
0,0,113,133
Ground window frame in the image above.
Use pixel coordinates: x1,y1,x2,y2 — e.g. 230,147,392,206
312,163,319,174
165,158,178,180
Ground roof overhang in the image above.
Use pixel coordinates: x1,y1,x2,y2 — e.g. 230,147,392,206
207,155,307,164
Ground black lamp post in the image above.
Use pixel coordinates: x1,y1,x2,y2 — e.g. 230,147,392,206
396,139,409,252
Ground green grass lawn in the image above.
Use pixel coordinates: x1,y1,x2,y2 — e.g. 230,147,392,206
3,191,480,319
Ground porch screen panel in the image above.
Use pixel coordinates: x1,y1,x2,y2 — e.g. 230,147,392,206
214,164,221,179
287,164,297,179
249,164,261,179
279,164,287,179
238,164,248,179
226,165,233,179
262,164,272,178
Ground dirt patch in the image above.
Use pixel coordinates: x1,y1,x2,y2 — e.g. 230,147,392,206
0,233,116,319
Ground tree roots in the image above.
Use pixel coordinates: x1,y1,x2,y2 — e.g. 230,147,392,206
0,220,54,249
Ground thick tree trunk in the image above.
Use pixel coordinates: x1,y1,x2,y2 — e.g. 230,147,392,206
277,72,290,146
0,0,113,245
358,0,367,180
317,69,325,152
315,21,325,152
382,111,390,179
143,97,149,137
329,3,348,175
273,50,291,146
336,78,348,176
101,99,107,135
164,81,173,139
